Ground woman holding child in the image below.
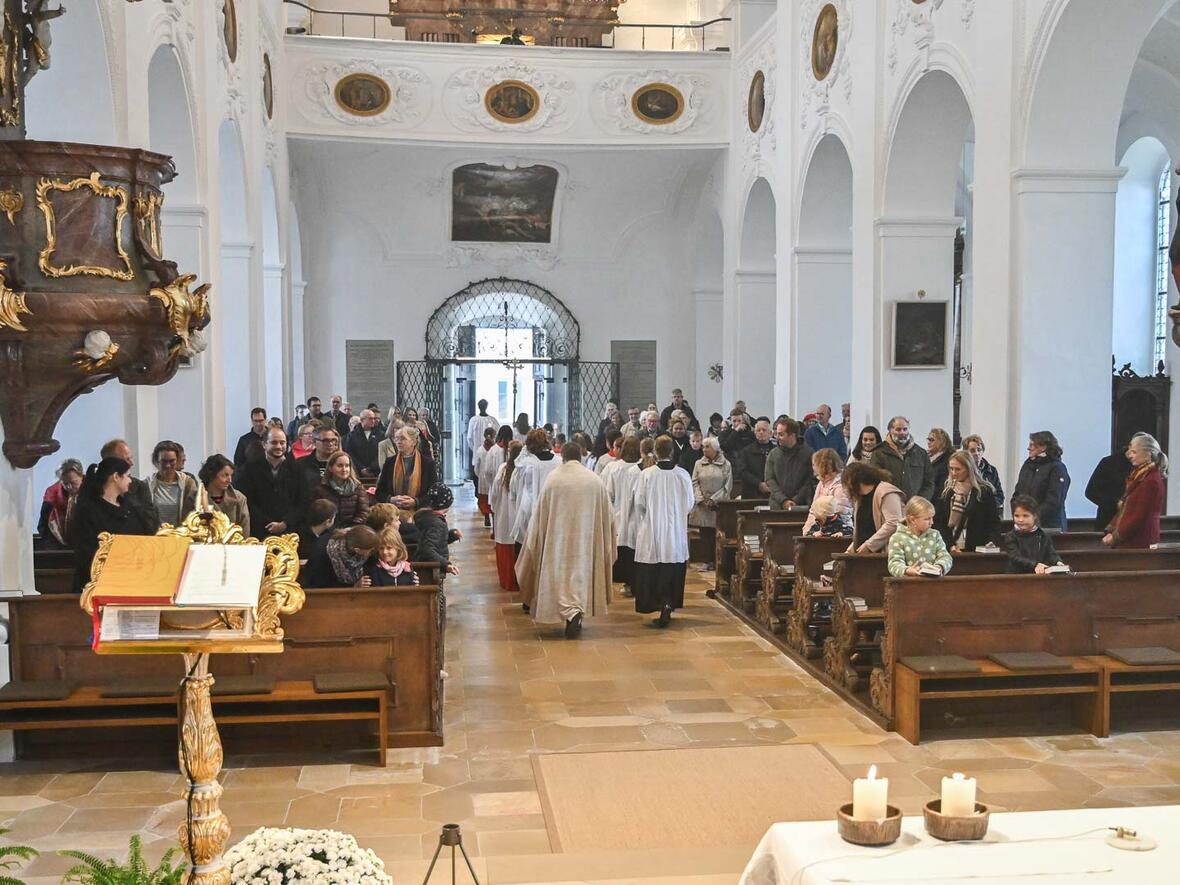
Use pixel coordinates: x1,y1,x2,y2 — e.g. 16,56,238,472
801,449,852,535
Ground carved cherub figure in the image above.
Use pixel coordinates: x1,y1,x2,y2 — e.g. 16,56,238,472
22,1,65,86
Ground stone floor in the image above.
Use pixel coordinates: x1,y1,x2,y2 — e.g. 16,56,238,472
4,485,1180,882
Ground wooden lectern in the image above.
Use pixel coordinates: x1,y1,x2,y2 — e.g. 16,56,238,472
79,510,305,885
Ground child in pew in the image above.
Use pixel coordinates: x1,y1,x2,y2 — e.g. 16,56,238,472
367,501,420,550
363,527,419,587
298,498,337,560
1004,494,1067,574
886,496,953,577
805,495,852,538
303,524,380,588
415,483,461,577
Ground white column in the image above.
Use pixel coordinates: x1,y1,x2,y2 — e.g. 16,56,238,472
794,247,852,417
693,287,723,420
0,452,35,598
291,279,308,408
875,218,962,437
218,242,255,453
734,269,776,417
263,262,285,418
1012,169,1124,515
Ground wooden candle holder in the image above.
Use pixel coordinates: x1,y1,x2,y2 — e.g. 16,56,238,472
923,799,991,841
836,803,902,846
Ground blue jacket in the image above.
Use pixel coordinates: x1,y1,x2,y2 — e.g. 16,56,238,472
1013,455,1070,530
804,423,848,461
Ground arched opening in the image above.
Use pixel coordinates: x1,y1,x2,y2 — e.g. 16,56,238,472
261,168,285,419
736,178,777,417
796,134,853,418
218,119,252,453
880,71,974,445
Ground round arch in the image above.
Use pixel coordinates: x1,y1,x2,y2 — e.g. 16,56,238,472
148,45,199,202
735,178,778,414
425,278,580,361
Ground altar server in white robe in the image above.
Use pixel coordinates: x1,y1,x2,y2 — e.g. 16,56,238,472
478,425,512,525
488,441,523,592
516,442,615,638
632,435,694,627
509,429,562,591
601,436,644,595
465,400,501,470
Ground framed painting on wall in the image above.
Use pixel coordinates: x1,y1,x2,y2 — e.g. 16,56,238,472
891,301,948,369
451,163,558,243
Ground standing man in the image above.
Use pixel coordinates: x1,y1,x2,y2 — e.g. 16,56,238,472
307,396,325,424
466,399,501,488
237,427,306,540
328,395,350,437
631,436,694,627
286,403,309,443
624,406,642,435
99,438,161,531
234,407,269,467
516,442,614,639
659,389,699,431
803,403,848,461
766,418,816,509
345,408,383,478
296,425,341,497
871,415,934,501
638,410,663,440
735,418,775,499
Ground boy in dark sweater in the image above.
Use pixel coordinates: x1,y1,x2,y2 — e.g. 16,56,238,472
414,483,461,577
1003,494,1065,574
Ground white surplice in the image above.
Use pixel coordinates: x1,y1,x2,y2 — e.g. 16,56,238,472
465,413,501,457
509,450,562,543
488,462,518,545
601,459,643,548
477,443,507,493
634,462,694,564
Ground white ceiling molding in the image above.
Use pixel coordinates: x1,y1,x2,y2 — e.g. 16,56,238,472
444,243,559,271
302,59,431,128
591,69,708,135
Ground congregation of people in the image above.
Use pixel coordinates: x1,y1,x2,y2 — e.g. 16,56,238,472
41,386,1171,642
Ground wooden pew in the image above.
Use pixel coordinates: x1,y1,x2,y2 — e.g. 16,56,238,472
785,535,850,657
1053,529,1180,550
2,584,445,760
877,569,1180,742
713,499,767,597
730,508,806,613
756,520,826,634
825,548,1180,696
32,549,72,571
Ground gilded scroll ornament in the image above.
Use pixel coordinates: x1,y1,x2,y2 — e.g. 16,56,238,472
71,329,119,372
133,190,163,256
36,171,135,280
177,657,232,885
150,272,211,357
0,188,22,224
0,258,30,332
0,13,19,127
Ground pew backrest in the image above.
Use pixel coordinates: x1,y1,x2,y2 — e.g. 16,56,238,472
716,499,768,539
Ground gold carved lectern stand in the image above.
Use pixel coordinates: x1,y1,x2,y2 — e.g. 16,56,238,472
80,511,305,885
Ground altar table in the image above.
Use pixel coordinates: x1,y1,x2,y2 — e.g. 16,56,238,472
740,804,1179,884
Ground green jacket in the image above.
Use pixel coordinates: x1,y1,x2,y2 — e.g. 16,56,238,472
871,440,934,501
886,524,953,577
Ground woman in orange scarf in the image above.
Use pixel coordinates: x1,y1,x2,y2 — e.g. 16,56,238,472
375,425,437,509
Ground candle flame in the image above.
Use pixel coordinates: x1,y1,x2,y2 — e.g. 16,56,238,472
867,765,877,780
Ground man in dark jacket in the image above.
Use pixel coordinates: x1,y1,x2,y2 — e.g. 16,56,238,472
659,389,699,431
233,407,268,467
734,419,775,498
871,416,933,501
237,428,306,540
327,394,350,437
296,425,341,497
765,418,816,509
1085,446,1131,528
344,408,383,477
99,438,160,532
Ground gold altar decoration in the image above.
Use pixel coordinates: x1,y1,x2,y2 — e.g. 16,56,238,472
0,187,22,224
36,171,135,280
133,190,163,257
81,509,304,884
71,339,119,372
0,259,29,331
150,272,212,359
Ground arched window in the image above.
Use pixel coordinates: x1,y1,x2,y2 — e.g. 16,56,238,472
1156,168,1172,371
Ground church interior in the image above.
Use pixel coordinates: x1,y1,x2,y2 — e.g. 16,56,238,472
1,0,1180,882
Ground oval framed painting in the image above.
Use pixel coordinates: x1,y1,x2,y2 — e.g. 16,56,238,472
747,70,766,133
812,3,839,81
334,73,392,117
262,53,274,120
631,83,685,125
222,0,238,64
484,80,540,124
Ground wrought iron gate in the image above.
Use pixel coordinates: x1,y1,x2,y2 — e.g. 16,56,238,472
568,361,619,434
396,360,446,471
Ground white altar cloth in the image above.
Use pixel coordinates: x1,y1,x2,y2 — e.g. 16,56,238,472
739,804,1179,885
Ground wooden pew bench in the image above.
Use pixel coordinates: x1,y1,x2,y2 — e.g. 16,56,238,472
757,522,807,634
875,570,1180,742
731,509,806,613
713,499,767,598
784,535,850,657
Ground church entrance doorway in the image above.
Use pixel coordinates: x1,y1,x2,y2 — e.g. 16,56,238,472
397,278,618,485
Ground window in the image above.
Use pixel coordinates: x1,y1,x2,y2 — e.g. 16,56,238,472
1155,168,1172,371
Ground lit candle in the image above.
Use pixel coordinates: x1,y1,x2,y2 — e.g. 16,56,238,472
852,765,888,821
941,772,977,817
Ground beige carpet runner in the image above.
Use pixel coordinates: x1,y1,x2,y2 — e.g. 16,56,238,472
532,743,849,853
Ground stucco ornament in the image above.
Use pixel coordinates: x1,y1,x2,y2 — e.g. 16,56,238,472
738,40,776,176
444,59,573,134
445,243,558,272
801,0,853,126
888,0,963,74
303,60,430,127
592,69,706,135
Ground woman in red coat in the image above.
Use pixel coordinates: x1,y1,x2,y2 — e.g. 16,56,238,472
1104,432,1168,549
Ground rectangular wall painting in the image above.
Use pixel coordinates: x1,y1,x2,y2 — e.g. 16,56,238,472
451,163,558,244
891,301,948,369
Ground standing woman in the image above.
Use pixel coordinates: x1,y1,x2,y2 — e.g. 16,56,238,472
38,458,84,549
69,457,154,593
852,426,882,464
488,441,524,591
315,450,371,527
934,450,1000,551
602,437,644,596
1104,432,1168,548
198,455,251,537
376,425,437,509
376,418,404,472
689,437,732,570
926,427,953,494
479,425,513,524
1013,430,1071,530
842,462,905,554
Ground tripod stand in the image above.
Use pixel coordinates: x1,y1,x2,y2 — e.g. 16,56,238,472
422,823,481,885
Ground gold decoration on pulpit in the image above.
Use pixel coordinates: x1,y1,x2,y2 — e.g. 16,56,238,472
0,12,20,127
150,272,212,357
71,331,119,372
0,258,30,331
36,171,135,280
133,190,164,256
177,655,232,885
0,188,22,223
